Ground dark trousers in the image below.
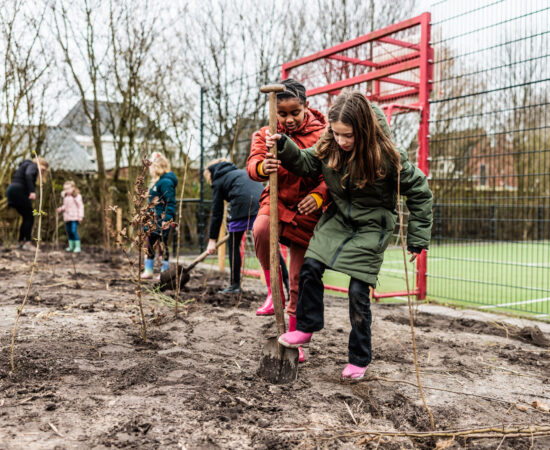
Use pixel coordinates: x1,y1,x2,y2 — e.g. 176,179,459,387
228,230,244,287
6,184,34,243
65,221,79,241
147,233,169,260
296,257,374,367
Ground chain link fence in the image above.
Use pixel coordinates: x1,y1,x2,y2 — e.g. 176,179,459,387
428,0,549,318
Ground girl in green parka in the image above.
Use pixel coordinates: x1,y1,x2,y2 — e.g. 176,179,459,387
263,91,433,380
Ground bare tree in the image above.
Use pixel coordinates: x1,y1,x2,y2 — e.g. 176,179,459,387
0,0,50,188
52,0,112,248
104,0,159,182
177,0,306,165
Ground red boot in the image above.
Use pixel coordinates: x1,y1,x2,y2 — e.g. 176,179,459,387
288,316,306,363
256,269,285,316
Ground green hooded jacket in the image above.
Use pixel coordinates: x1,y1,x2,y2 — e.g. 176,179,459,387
276,107,433,286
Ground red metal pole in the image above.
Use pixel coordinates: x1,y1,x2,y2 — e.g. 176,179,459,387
283,14,424,71
416,12,432,300
281,66,290,80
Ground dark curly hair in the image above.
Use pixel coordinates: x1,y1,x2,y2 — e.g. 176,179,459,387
276,78,307,105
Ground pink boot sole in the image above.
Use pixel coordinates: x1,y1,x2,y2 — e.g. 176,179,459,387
298,347,306,363
341,363,368,380
278,330,312,348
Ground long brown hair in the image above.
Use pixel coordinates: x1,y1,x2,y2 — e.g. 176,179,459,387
315,91,400,188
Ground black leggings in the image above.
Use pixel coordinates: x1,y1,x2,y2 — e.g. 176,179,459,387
6,184,34,243
228,230,245,286
296,257,374,367
146,233,169,260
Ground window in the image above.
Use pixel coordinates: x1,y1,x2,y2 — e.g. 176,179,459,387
480,164,487,186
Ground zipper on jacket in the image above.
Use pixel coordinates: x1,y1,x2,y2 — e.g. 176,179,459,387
330,231,356,267
330,171,356,267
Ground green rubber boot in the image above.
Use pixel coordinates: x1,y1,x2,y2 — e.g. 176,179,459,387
73,240,81,253
66,240,75,252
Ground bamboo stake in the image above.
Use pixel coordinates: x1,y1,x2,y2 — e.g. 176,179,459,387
174,138,192,317
397,165,435,429
10,154,45,371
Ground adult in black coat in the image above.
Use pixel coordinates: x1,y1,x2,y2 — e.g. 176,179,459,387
205,159,289,295
6,157,49,250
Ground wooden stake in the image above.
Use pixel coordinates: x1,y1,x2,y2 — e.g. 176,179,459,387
218,202,227,272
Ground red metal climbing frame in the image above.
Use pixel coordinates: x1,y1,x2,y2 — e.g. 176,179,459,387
281,13,433,301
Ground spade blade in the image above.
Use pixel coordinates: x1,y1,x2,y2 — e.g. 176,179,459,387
257,337,299,384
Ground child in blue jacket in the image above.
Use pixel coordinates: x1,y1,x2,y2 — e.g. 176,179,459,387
141,152,178,280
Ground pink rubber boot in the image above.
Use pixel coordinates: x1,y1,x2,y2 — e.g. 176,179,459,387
341,364,368,380
288,316,306,363
278,330,312,348
256,269,285,316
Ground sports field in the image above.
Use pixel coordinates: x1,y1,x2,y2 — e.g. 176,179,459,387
376,241,550,318
215,240,550,320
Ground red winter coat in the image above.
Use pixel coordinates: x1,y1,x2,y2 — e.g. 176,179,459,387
247,107,329,248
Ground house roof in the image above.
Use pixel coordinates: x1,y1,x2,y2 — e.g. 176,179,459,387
43,127,96,172
58,99,166,141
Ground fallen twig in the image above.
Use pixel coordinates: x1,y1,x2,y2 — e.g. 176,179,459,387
42,280,79,289
267,423,550,442
344,401,358,426
48,422,64,438
477,361,538,378
352,424,550,444
367,376,530,406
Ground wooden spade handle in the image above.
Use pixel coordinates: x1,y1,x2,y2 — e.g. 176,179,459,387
267,90,286,337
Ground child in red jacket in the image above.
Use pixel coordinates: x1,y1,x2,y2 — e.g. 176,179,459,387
247,78,328,362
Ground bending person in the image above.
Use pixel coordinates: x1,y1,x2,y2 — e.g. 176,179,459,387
265,92,433,380
6,157,49,250
205,158,289,295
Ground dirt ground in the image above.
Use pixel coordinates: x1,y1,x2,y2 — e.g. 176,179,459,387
0,247,549,449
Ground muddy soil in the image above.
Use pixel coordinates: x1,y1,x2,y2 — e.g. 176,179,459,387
0,247,549,449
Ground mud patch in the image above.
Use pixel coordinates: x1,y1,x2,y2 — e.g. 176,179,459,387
0,248,549,448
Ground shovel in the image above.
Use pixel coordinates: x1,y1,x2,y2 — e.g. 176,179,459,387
257,84,299,384
158,234,229,291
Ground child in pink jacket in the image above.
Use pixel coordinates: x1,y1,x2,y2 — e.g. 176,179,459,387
56,181,85,253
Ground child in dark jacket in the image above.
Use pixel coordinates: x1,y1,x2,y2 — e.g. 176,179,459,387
141,152,178,280
205,159,290,295
264,92,433,380
205,159,263,294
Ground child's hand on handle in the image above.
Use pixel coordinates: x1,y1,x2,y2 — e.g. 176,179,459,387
206,239,217,255
297,195,319,215
263,152,281,175
265,130,282,149
29,193,36,200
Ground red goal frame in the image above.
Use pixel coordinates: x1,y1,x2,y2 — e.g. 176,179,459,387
281,13,433,301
